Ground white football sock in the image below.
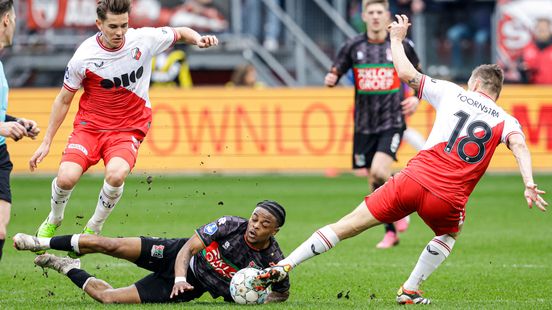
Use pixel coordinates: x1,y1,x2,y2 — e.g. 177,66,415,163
47,178,74,225
403,234,456,291
71,234,81,254
279,225,340,268
86,180,124,234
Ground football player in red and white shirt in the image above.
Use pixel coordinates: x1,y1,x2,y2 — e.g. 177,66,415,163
256,15,548,305
29,0,218,247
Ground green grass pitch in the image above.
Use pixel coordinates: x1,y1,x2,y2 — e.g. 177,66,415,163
0,173,550,309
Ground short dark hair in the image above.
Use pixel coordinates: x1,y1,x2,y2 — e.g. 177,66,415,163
97,0,131,21
256,200,286,227
0,0,14,17
471,64,504,98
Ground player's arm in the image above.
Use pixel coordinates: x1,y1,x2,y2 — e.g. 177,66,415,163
29,87,75,171
173,27,218,48
266,290,289,303
388,15,422,92
170,234,206,298
507,133,548,211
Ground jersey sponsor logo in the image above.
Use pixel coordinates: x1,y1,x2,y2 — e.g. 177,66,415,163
203,222,218,235
131,47,142,60
353,64,400,94
203,242,238,279
94,61,104,68
151,244,165,258
66,143,88,155
100,66,144,89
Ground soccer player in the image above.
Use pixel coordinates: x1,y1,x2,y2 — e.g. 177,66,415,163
14,200,290,304
29,0,218,247
324,0,422,248
257,15,548,305
0,0,41,262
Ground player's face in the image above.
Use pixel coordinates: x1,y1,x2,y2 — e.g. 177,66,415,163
362,3,390,33
246,208,279,247
96,12,129,49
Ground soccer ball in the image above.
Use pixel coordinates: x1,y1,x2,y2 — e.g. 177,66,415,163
229,268,270,304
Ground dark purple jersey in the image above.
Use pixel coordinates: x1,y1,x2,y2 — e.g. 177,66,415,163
332,34,421,134
192,216,290,301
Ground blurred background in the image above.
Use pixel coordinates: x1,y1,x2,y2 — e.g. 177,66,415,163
9,0,552,87
5,0,552,174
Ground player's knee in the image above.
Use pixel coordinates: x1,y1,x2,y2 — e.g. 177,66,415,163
105,169,128,187
56,174,79,190
369,170,388,185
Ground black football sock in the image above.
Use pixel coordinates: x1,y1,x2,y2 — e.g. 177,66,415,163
0,239,4,262
67,268,93,289
384,223,396,233
50,235,73,251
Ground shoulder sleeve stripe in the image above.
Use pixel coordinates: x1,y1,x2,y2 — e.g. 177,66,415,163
417,75,426,100
63,83,78,92
194,229,207,247
505,131,525,142
171,27,180,48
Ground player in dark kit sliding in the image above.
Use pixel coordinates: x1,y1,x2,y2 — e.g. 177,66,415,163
14,201,289,304
325,0,422,248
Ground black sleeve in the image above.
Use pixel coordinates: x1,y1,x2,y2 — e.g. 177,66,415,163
4,114,17,122
332,39,354,77
404,39,422,73
195,216,243,246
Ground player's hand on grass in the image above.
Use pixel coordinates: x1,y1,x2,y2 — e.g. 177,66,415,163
16,118,40,139
388,14,411,41
29,142,51,172
401,96,419,116
196,35,218,48
170,281,194,298
0,121,27,141
524,182,548,212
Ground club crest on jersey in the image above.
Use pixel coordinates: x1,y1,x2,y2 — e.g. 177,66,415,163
204,222,218,235
151,244,165,258
131,47,142,60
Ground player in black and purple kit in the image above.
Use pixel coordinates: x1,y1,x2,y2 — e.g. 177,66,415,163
13,200,290,304
325,0,422,248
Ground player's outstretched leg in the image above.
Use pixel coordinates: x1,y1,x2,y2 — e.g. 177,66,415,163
257,200,381,286
397,234,456,305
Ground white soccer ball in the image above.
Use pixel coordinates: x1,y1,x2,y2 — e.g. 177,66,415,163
229,268,270,304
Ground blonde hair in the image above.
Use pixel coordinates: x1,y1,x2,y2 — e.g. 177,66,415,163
471,64,504,98
362,0,389,12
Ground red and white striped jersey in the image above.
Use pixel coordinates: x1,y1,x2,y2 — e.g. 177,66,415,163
403,75,524,207
63,27,179,134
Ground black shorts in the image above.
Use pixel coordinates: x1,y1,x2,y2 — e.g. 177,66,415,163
353,128,404,169
134,237,207,303
0,144,13,203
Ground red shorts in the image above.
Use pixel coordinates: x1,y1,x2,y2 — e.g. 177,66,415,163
61,129,145,172
366,172,465,236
